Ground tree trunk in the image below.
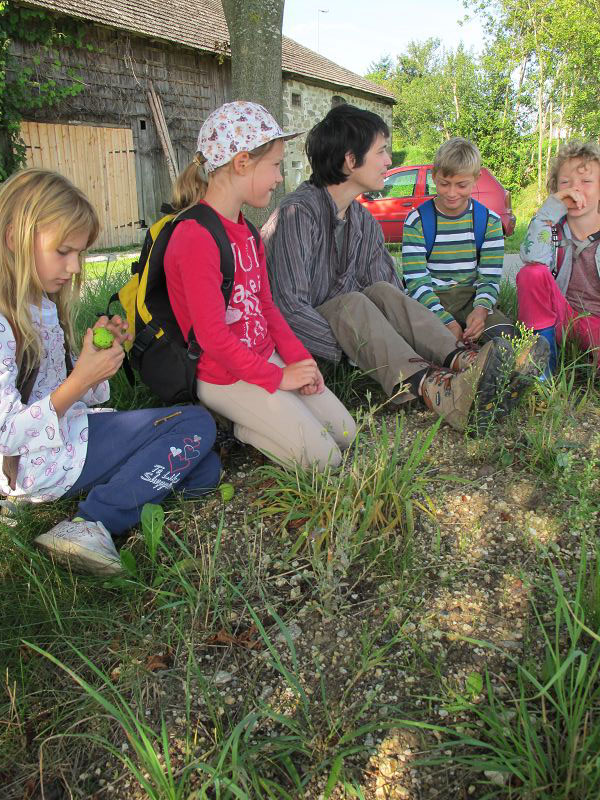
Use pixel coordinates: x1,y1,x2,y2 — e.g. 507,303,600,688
537,63,544,203
545,100,554,187
222,0,286,225
513,53,528,119
452,80,459,122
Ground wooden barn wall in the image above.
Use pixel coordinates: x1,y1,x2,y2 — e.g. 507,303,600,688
10,24,231,241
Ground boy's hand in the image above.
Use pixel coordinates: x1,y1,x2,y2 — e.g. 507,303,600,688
446,320,463,342
94,314,131,346
463,307,488,342
553,188,585,211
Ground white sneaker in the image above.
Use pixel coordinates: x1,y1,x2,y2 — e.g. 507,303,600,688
34,519,124,576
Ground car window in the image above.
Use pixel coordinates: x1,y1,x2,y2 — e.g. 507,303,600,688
381,169,418,199
425,170,436,196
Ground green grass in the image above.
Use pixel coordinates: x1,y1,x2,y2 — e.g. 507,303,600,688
83,254,139,281
2,276,600,798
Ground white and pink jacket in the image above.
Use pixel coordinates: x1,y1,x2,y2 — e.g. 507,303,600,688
0,297,109,501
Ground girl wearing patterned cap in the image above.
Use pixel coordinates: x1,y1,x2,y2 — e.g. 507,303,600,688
165,101,356,470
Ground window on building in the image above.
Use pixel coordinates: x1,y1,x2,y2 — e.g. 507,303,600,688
291,92,302,108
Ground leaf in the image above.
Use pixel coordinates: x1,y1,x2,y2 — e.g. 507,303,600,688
219,482,235,502
140,503,164,561
324,754,344,799
145,653,171,672
287,516,309,530
119,549,138,577
465,671,484,696
205,625,262,650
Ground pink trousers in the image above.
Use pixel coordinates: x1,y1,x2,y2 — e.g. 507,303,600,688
516,262,600,362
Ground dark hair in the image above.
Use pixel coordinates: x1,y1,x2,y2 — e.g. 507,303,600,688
306,104,390,188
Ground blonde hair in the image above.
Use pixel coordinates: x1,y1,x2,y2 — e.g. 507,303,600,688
0,168,99,376
547,140,600,193
433,137,481,178
170,141,278,211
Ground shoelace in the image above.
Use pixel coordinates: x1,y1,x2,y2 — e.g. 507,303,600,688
423,367,455,391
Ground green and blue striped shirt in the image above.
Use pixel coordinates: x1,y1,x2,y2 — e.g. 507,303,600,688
402,200,504,324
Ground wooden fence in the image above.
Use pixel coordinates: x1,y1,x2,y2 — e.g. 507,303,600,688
20,121,144,250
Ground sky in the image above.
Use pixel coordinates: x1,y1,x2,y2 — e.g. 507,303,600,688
282,0,485,77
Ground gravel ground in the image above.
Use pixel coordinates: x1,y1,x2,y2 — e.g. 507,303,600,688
71,394,598,800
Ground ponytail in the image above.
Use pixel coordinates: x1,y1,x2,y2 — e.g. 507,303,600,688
171,153,208,211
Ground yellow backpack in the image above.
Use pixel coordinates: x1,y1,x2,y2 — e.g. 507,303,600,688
109,203,259,403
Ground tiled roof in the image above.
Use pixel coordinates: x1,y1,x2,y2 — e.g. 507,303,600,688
21,0,395,102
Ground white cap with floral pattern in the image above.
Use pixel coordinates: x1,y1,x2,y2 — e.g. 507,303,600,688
196,101,303,173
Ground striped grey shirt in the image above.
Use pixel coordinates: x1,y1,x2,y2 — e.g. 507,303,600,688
262,181,401,362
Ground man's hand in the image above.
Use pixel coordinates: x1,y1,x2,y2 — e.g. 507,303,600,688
463,306,488,342
446,320,463,342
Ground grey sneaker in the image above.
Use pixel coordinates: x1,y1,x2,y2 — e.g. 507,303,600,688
421,338,513,432
34,519,124,576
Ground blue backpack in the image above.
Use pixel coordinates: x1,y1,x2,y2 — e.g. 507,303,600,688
417,198,489,261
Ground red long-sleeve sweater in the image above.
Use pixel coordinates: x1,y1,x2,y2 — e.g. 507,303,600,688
164,204,311,393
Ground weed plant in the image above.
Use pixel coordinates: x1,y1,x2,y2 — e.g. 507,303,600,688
256,411,441,554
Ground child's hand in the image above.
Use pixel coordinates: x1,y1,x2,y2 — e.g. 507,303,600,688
554,188,585,211
312,368,325,394
279,359,319,391
446,320,463,342
51,329,125,417
94,314,131,346
298,369,325,396
463,307,488,342
72,328,125,388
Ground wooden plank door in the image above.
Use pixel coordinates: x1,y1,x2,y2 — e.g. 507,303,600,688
20,121,144,250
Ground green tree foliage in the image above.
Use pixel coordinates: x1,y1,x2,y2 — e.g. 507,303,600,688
0,2,86,179
366,1,600,196
366,38,534,193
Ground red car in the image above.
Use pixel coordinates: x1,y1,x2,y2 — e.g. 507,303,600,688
358,164,516,242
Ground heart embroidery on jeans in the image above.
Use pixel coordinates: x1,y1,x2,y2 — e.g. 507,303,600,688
183,437,201,462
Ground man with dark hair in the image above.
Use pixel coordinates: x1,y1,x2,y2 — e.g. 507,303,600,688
262,105,543,432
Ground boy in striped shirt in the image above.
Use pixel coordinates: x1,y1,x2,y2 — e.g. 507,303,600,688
402,137,513,343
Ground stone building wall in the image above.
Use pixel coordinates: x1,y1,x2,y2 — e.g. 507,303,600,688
282,78,394,189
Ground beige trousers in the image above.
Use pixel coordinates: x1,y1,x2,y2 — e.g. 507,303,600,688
318,282,458,400
196,352,356,471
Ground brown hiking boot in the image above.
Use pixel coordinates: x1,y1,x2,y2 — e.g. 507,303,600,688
448,345,480,372
420,338,512,432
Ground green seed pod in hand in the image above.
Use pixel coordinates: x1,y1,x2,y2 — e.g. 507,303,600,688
92,327,114,349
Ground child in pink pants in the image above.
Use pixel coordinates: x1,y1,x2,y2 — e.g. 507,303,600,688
517,140,600,372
